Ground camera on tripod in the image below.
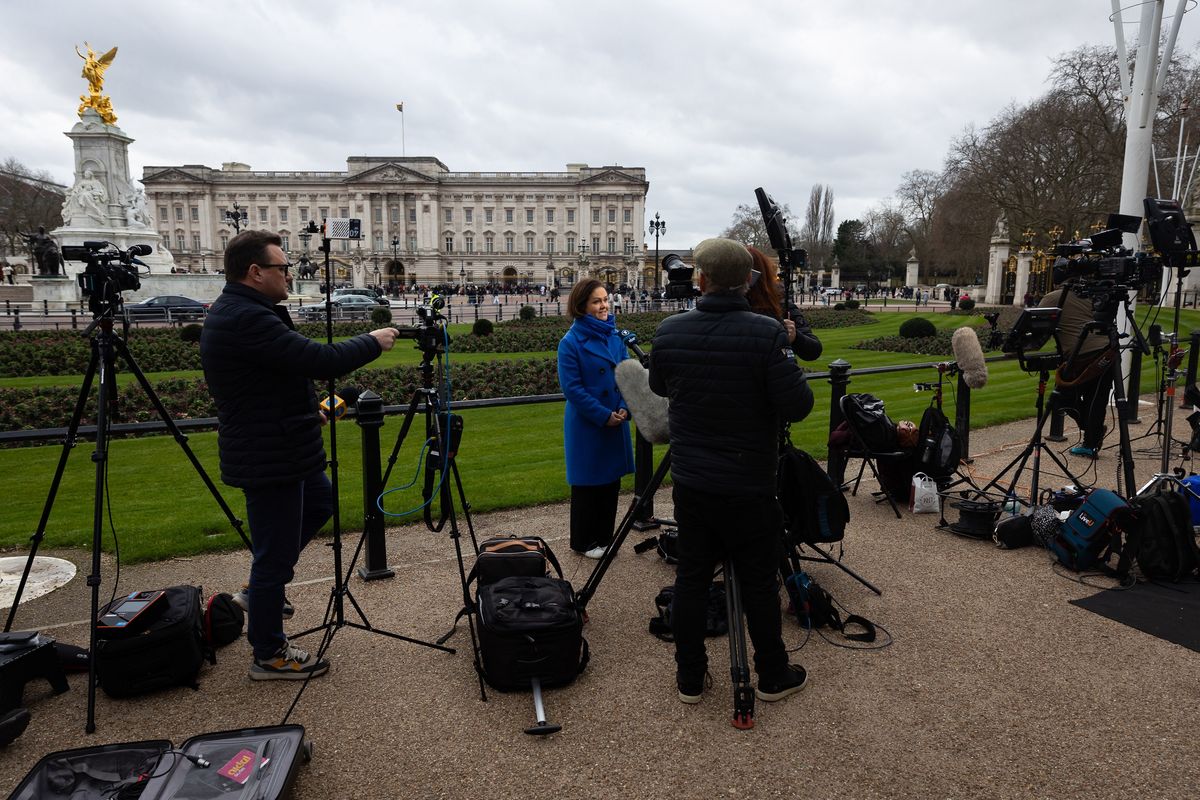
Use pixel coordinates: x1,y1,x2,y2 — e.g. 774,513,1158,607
397,294,448,356
62,240,148,315
661,253,700,300
1051,212,1155,293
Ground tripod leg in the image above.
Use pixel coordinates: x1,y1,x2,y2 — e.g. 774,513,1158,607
723,561,754,730
791,543,883,596
576,450,671,610
3,349,100,633
113,339,251,549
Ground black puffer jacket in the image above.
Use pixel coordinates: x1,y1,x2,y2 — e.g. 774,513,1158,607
200,283,382,488
648,292,814,495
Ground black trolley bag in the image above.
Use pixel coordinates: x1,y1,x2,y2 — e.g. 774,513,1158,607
9,725,310,800
470,536,588,735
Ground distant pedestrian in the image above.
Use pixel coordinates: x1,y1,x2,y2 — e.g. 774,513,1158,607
2,262,13,285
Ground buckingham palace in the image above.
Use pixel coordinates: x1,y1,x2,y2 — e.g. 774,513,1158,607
141,157,650,291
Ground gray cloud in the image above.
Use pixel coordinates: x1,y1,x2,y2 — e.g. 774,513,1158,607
3,0,1196,248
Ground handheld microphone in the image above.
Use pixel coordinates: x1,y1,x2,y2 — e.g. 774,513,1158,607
615,360,669,444
319,386,361,420
951,327,988,390
617,329,648,364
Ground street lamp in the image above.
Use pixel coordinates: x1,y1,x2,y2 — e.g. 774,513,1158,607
297,226,313,279
648,212,666,292
460,260,466,294
223,201,248,233
391,235,400,294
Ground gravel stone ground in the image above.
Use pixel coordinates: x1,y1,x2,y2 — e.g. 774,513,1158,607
2,395,1198,799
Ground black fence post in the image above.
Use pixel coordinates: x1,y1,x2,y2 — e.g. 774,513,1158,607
827,358,851,483
955,371,972,463
42,299,49,316
632,432,659,531
355,390,395,581
71,309,78,330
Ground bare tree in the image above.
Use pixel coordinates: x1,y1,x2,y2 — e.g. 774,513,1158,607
0,157,65,262
799,184,835,270
721,201,800,252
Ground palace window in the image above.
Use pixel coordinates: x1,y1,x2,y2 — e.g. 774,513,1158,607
592,209,600,224
485,235,494,253
445,235,454,252
567,209,575,224
607,236,616,253
259,207,268,222
506,209,514,223
279,208,288,223
546,209,555,224
190,207,199,222
505,235,514,253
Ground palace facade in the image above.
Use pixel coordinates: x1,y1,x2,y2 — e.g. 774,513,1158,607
141,157,650,290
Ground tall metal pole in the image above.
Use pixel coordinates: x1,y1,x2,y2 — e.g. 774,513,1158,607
1111,0,1189,393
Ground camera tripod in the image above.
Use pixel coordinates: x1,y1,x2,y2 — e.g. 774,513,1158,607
3,313,252,734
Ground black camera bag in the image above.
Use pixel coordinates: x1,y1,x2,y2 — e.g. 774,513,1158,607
95,585,212,697
778,445,849,544
841,393,898,451
476,576,588,692
916,405,962,478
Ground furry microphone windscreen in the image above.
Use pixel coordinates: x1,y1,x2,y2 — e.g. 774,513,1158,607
615,359,670,444
952,327,988,389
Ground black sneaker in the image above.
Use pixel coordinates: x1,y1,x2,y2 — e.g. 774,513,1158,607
756,664,808,702
677,670,712,704
232,585,295,620
249,642,329,681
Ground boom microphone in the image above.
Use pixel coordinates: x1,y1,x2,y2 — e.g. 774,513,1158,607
615,359,669,444
952,327,988,390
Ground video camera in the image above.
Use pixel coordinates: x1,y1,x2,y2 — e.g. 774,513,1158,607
61,240,148,315
1050,212,1154,289
396,294,448,356
661,253,700,300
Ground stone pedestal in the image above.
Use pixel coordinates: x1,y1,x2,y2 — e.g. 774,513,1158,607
1012,251,1033,306
52,109,175,279
830,268,840,288
985,238,1010,304
905,254,919,287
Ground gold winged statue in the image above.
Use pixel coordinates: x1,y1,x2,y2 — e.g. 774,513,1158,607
76,43,118,124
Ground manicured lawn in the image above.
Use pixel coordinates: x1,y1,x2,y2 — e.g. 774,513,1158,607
0,306,1187,561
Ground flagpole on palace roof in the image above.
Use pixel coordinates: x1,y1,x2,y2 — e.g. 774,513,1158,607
396,102,406,157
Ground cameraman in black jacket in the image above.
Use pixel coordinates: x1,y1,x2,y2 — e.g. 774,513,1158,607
201,230,398,681
648,238,814,705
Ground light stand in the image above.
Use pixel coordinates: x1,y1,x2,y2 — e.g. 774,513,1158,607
286,223,452,721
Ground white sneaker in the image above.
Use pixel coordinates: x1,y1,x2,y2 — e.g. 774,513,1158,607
583,545,608,559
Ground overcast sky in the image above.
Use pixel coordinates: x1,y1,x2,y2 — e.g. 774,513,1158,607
3,1,1199,248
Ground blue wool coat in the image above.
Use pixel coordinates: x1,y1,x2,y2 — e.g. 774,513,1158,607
557,318,635,486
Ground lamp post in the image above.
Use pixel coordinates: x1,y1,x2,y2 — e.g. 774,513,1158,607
648,212,665,292
460,260,466,296
223,201,248,233
297,226,313,280
391,235,400,294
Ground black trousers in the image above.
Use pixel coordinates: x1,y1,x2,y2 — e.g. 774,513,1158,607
670,483,788,682
1055,370,1114,449
570,480,620,552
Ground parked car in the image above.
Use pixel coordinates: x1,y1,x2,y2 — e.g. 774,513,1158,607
296,294,380,321
821,287,842,297
331,287,389,306
123,295,209,320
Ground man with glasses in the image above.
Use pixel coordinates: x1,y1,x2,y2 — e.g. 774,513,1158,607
201,230,399,680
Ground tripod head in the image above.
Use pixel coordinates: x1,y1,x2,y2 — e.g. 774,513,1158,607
396,295,449,361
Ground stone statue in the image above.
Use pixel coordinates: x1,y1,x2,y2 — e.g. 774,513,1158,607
63,169,109,226
76,43,119,125
119,185,150,228
20,227,62,276
992,212,1009,241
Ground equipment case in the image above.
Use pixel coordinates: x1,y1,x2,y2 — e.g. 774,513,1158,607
9,724,309,799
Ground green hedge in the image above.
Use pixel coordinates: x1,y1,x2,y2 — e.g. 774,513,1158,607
0,358,565,434
851,331,955,355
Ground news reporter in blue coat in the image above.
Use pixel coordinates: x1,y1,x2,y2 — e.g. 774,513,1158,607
557,278,635,558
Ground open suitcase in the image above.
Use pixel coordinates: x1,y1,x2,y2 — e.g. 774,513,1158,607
9,724,310,799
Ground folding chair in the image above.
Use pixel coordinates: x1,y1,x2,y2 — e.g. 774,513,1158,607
835,394,910,518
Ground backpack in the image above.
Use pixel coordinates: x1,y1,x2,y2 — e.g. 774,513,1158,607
783,570,877,642
647,582,728,642
778,445,849,545
915,405,962,477
1130,490,1200,581
204,592,244,648
94,585,211,697
840,393,898,451
1050,489,1132,573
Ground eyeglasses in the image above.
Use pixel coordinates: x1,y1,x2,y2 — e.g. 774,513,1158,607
257,262,292,273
